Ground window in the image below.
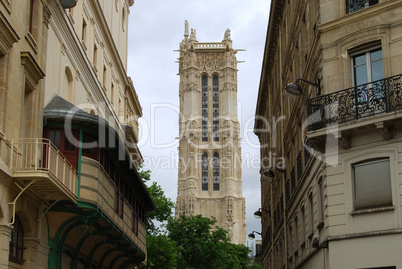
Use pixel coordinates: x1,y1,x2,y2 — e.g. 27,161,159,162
28,0,35,34
9,216,24,264
213,75,219,141
103,65,107,86
346,0,378,14
300,206,306,247
308,193,314,236
202,152,208,190
294,215,298,251
352,47,383,87
93,43,98,66
213,152,219,191
351,47,384,103
353,158,392,210
82,134,98,160
202,75,208,141
318,178,325,223
82,19,87,43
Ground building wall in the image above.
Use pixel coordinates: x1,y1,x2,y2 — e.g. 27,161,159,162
0,0,150,268
255,0,402,268
175,22,246,244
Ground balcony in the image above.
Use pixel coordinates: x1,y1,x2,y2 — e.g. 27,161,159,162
80,157,147,254
307,74,402,134
10,138,78,203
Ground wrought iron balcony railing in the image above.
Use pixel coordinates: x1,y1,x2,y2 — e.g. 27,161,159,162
307,74,402,132
346,0,378,14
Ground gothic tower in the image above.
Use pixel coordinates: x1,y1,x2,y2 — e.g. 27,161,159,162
175,21,246,244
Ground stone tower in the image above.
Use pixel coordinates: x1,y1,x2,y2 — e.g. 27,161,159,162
175,21,246,244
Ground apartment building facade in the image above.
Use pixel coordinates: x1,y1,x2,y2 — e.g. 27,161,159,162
254,0,402,268
0,0,154,268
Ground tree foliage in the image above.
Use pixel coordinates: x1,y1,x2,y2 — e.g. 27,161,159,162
138,166,174,235
138,167,261,269
167,215,261,269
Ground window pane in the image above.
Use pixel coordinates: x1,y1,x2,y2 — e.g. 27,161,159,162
354,159,392,210
55,131,61,149
370,49,382,61
353,54,366,66
354,65,368,86
371,60,384,82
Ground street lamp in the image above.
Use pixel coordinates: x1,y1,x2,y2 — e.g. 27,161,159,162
253,208,271,219
285,78,321,98
248,231,262,240
60,0,78,9
263,167,285,179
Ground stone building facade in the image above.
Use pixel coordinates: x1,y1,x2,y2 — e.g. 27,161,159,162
255,0,402,268
0,0,154,268
175,21,246,245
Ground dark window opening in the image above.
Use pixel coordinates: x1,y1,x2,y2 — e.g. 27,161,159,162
202,152,208,190
9,216,24,264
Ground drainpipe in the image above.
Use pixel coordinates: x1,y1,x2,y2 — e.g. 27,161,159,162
281,80,288,269
77,124,83,199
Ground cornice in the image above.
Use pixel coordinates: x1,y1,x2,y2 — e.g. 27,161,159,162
20,51,45,91
0,9,19,55
320,0,402,34
255,0,284,130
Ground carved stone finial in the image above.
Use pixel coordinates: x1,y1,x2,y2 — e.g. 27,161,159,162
184,20,189,38
224,28,231,40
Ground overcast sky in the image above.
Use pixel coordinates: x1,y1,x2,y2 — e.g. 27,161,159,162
127,0,270,242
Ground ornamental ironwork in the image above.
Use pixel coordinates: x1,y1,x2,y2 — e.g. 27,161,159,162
346,0,378,14
307,74,402,131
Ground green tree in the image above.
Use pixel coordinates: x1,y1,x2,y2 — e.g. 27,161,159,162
138,166,174,234
167,215,261,269
145,233,178,269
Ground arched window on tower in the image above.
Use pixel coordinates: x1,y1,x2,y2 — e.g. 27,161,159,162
202,75,208,141
213,152,220,191
9,216,24,264
213,75,219,141
202,152,208,190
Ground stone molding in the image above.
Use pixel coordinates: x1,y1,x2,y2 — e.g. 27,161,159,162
20,51,45,91
0,10,19,56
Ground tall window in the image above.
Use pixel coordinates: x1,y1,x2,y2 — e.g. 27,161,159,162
346,0,378,14
82,19,87,44
29,0,35,34
353,158,392,210
213,152,219,191
202,76,208,141
352,47,383,87
318,178,325,222
9,216,24,264
212,75,219,141
308,193,314,236
300,206,306,247
202,152,208,190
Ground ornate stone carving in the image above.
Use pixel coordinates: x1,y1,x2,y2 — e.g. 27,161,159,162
43,4,52,29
